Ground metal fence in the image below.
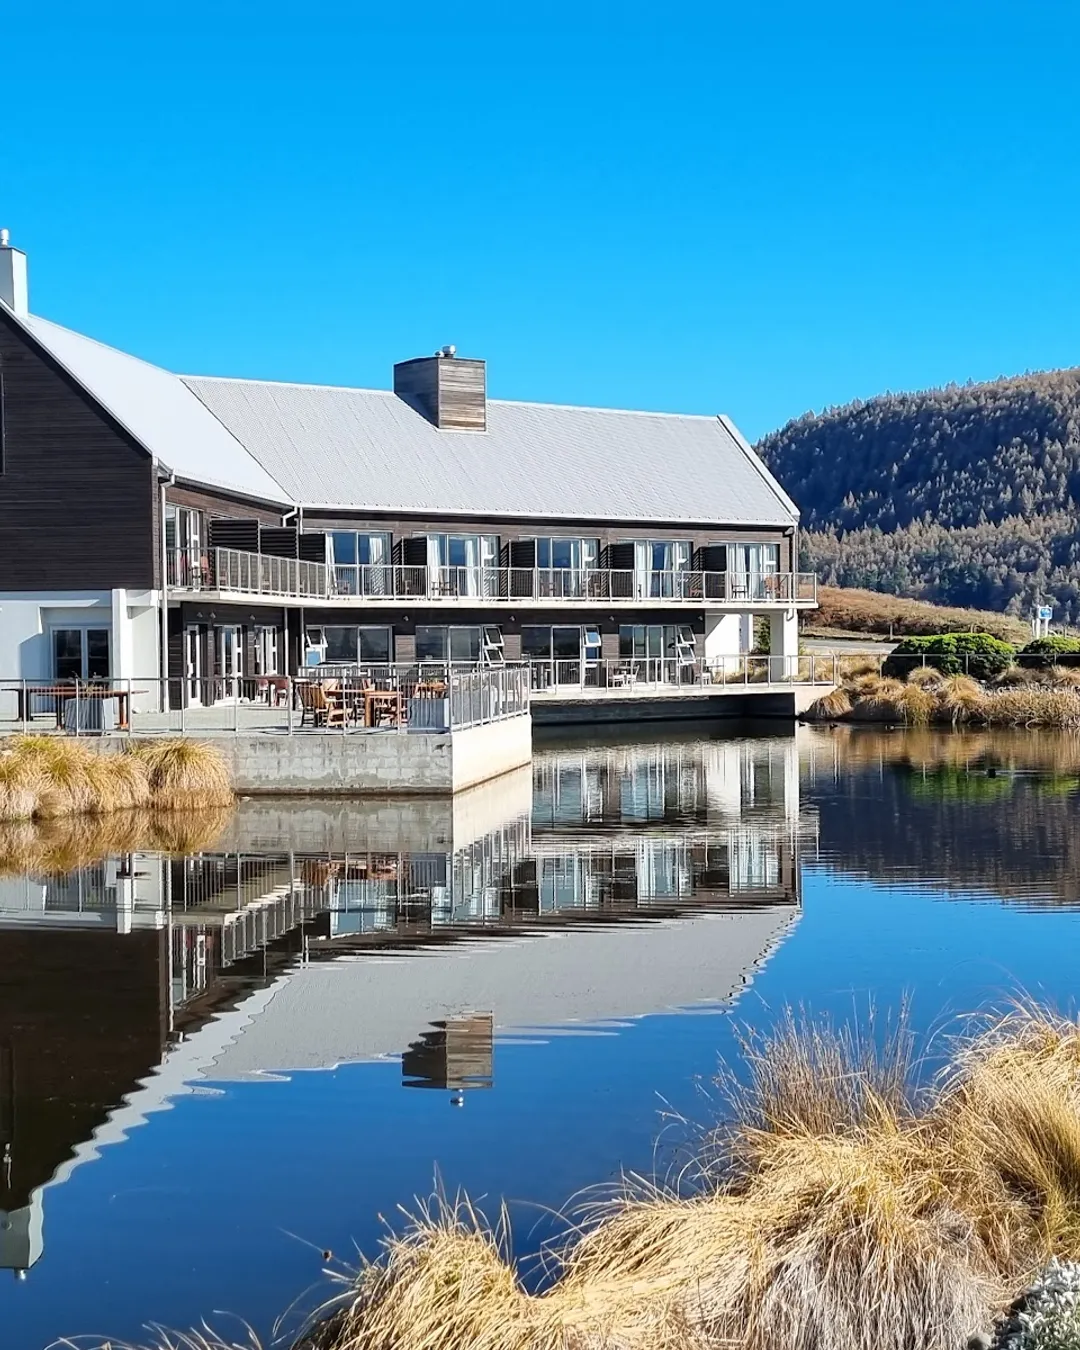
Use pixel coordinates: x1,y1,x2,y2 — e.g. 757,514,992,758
527,654,842,691
168,548,818,606
0,665,531,738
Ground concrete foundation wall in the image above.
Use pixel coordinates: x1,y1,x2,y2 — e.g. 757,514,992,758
531,691,801,724
218,766,533,854
205,714,532,796
450,714,533,790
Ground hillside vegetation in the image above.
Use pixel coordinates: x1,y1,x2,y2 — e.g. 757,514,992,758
811,586,1029,643
757,368,1080,624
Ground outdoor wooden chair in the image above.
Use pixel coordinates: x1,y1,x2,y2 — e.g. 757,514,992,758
298,680,347,728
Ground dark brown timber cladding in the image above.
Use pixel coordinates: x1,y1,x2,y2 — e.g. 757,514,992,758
0,311,156,589
167,484,286,524
305,514,795,570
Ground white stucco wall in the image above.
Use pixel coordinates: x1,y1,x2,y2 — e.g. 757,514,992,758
0,591,161,711
768,609,799,659
704,612,751,661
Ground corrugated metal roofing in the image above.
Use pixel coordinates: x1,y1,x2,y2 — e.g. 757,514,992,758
182,376,796,524
7,301,796,524
15,312,293,505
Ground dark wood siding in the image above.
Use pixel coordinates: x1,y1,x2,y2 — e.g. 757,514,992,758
392,356,486,431
0,310,156,589
304,509,793,563
167,484,285,524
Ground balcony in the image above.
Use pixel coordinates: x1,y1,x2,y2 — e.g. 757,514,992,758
168,549,818,608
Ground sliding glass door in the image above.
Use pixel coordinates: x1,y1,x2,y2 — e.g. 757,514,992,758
427,534,499,598
536,537,599,598
727,543,780,600
632,541,691,599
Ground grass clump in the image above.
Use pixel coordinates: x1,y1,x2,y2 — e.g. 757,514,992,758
806,687,852,721
0,736,234,820
73,1005,1080,1350
129,739,233,810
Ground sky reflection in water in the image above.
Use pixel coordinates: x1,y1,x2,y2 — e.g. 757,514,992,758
1,723,1079,1347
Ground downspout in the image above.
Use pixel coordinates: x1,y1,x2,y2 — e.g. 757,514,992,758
282,503,300,674
159,470,175,712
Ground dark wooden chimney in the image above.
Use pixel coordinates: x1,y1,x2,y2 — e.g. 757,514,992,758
393,348,486,431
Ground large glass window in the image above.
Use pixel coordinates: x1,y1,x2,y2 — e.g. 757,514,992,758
630,540,692,599
319,625,392,664
329,532,391,596
425,535,499,598
522,626,553,659
415,626,448,662
53,627,110,681
534,537,599,598
359,627,392,663
164,505,204,588
415,626,496,663
727,543,781,599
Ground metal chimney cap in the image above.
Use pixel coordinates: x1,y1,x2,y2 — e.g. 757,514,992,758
436,344,457,359
0,230,9,248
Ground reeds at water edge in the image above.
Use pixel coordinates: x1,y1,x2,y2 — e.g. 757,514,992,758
70,1003,1080,1350
807,668,1080,728
0,736,234,822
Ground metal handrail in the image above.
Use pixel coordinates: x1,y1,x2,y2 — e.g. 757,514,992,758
166,550,818,605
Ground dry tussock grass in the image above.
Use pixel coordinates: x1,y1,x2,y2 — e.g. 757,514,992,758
806,687,852,721
809,673,1080,728
129,740,234,810
98,1005,1080,1350
813,586,1027,643
0,737,234,821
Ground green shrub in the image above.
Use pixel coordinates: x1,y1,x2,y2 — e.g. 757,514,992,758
883,633,1015,683
1021,636,1080,669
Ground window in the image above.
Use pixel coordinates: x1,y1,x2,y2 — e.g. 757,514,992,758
53,627,110,681
727,543,781,599
425,535,499,597
329,532,391,596
416,626,489,663
630,540,692,599
522,626,553,659
359,627,392,663
533,537,599,598
253,626,279,675
416,626,448,662
482,626,504,666
165,505,204,588
319,625,392,664
323,626,358,664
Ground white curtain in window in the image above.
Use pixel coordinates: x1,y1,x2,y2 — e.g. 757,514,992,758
633,541,651,599
367,533,388,596
427,535,443,595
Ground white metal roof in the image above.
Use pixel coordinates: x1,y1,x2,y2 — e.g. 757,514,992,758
11,310,292,505
183,375,797,525
5,300,796,524
199,904,798,1079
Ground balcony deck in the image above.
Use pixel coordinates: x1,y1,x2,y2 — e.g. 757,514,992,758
168,549,817,608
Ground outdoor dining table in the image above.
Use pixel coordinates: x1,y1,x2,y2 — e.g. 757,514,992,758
14,685,146,730
363,688,405,727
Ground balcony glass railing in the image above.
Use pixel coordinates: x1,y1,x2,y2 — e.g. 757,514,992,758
167,550,817,606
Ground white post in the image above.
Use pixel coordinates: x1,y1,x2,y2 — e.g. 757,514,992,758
768,609,799,681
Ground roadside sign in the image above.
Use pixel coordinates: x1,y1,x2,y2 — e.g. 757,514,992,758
1038,605,1053,620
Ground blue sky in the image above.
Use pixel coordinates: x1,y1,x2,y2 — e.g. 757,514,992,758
3,0,1079,439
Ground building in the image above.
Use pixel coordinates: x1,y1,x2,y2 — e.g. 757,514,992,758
0,233,814,707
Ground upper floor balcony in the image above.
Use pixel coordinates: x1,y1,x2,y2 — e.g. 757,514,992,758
167,548,818,608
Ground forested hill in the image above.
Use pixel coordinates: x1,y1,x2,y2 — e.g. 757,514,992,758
756,369,1080,623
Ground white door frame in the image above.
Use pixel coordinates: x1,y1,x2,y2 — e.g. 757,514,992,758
183,626,202,706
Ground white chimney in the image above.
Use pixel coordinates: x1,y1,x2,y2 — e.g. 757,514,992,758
0,230,29,317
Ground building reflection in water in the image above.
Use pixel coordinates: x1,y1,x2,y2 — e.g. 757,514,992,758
0,733,810,1274
402,1015,495,1101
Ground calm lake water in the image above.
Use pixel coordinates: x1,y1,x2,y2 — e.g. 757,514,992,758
3,722,1080,1348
